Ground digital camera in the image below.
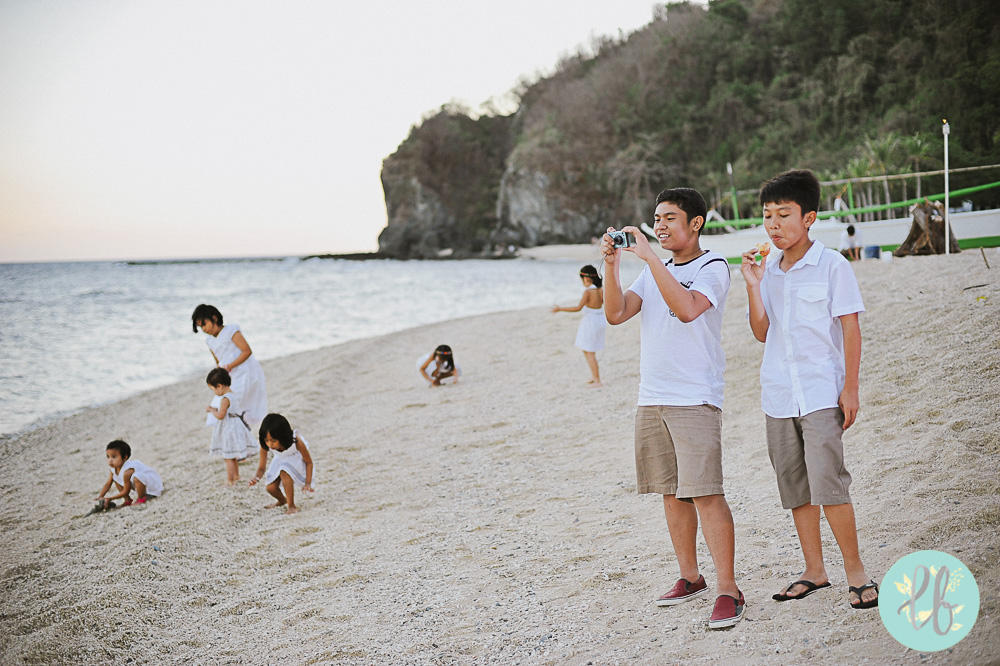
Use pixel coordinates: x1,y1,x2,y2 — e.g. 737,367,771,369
608,230,636,248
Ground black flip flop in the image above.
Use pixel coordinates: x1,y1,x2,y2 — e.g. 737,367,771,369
772,579,831,601
849,580,879,609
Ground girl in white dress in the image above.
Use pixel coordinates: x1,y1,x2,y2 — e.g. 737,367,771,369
551,264,606,387
418,344,460,386
95,440,163,508
192,304,268,425
205,368,254,485
249,413,314,515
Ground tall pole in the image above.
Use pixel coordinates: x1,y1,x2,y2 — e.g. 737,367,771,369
727,162,739,222
943,119,951,255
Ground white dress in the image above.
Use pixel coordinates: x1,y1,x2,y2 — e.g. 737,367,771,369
574,286,607,352
264,430,312,487
205,323,268,424
209,390,254,460
113,459,164,497
416,352,461,384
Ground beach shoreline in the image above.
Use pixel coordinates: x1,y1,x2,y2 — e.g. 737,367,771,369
2,252,997,664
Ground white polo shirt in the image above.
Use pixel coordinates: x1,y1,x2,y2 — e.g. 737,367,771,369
627,250,731,407
758,240,865,418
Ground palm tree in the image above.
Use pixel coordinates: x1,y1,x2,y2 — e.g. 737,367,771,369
863,134,903,220
900,132,935,199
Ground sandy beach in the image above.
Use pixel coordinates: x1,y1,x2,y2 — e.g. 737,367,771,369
1,250,998,665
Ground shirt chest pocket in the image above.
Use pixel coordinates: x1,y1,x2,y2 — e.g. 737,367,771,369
795,285,829,321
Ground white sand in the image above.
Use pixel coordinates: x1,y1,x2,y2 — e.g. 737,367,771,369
1,251,998,665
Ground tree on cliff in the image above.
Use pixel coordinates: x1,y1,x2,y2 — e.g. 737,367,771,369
380,0,1000,256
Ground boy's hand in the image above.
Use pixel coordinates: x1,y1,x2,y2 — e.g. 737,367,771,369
839,388,859,429
620,226,657,263
600,228,620,266
249,475,261,486
303,484,314,493
741,248,766,287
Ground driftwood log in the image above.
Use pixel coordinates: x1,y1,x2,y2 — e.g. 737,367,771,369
894,199,961,256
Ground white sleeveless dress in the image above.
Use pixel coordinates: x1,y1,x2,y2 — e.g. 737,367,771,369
209,390,254,460
416,352,461,384
574,286,607,352
113,459,164,497
264,430,312,487
205,323,268,424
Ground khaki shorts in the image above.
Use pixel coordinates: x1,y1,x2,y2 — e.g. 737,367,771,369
634,404,724,499
765,407,853,509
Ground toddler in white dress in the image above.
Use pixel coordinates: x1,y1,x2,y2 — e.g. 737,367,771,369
206,368,254,486
94,440,163,508
250,413,314,514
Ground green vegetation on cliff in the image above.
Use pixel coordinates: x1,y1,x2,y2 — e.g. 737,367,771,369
380,0,1000,257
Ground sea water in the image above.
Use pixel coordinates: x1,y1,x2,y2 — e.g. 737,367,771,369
0,257,640,436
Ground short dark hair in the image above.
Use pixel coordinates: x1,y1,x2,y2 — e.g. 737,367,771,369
759,169,821,215
107,440,131,459
259,413,294,451
579,264,602,288
191,304,223,333
655,188,708,234
206,367,231,387
847,225,856,235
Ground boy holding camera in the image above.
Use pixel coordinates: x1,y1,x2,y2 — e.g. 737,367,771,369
740,169,878,610
602,188,744,629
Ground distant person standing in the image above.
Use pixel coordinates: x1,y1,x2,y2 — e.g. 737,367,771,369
192,304,268,425
839,225,862,261
551,264,606,387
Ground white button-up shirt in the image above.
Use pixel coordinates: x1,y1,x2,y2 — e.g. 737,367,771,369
758,240,864,418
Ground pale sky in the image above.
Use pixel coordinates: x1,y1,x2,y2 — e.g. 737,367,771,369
0,1,662,263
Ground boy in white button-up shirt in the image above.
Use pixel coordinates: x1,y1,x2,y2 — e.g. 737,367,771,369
741,170,879,611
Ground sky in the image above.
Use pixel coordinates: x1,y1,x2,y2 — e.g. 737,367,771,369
0,1,663,263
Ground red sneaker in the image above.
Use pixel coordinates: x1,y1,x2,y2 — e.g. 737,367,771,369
655,575,708,606
708,591,745,629
134,496,147,504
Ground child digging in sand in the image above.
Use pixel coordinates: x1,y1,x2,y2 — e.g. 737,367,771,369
249,413,313,514
741,169,879,610
94,440,163,508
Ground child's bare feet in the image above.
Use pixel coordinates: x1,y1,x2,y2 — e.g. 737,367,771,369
265,501,286,509
284,506,298,515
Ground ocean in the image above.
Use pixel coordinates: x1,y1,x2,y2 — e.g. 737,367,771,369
0,256,641,437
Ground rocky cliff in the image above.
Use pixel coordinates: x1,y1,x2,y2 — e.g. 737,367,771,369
378,0,1000,259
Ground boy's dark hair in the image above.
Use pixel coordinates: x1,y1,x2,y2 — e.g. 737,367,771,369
847,225,856,235
206,367,232,387
434,344,455,372
579,264,602,288
759,169,821,215
259,413,294,451
655,188,708,234
191,304,223,333
107,440,131,459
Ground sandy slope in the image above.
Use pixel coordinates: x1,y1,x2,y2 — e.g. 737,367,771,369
1,251,998,665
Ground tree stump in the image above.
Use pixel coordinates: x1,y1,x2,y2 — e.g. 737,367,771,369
894,199,961,256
